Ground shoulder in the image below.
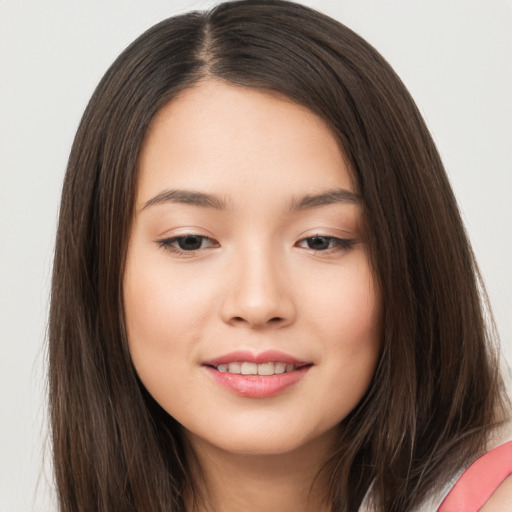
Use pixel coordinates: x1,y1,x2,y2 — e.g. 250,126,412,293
479,475,512,511
437,440,512,512
480,374,512,511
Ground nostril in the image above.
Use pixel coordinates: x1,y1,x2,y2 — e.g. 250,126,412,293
230,316,284,326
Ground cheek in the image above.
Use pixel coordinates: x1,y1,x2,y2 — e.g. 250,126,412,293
305,256,380,341
122,257,210,420
306,259,381,413
122,247,212,380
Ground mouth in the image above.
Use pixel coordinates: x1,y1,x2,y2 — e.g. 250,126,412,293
211,361,308,375
202,350,313,398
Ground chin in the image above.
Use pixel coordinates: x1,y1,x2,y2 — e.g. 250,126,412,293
185,419,337,459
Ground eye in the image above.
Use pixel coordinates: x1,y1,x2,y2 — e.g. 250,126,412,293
297,236,355,252
157,235,218,254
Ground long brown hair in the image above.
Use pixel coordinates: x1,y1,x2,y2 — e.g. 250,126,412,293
49,1,506,510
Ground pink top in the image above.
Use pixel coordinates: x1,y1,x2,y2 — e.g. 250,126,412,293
438,441,512,511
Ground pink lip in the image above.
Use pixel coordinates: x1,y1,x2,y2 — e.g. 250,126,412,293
202,350,312,398
204,366,311,398
203,350,308,366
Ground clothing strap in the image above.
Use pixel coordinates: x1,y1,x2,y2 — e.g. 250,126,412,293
438,441,512,511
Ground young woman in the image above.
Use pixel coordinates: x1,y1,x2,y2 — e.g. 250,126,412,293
48,1,511,510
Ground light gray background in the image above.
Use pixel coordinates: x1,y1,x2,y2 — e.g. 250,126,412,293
1,1,510,511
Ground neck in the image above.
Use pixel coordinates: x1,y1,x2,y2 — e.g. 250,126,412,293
184,430,335,512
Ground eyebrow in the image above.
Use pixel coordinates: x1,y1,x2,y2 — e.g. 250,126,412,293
288,188,361,211
141,189,229,211
141,187,360,212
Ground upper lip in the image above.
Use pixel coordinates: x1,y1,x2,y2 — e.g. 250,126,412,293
203,350,310,367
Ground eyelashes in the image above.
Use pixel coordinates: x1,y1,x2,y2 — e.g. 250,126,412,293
157,235,219,258
159,235,218,252
296,235,355,252
157,234,356,257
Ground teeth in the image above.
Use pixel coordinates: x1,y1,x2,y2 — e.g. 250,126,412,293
228,362,241,373
257,362,274,376
240,362,258,375
215,362,299,375
274,362,286,374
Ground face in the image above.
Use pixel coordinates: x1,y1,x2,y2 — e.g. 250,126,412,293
124,80,381,456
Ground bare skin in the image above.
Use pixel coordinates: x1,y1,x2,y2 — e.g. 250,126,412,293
124,80,381,512
185,429,335,512
479,476,512,511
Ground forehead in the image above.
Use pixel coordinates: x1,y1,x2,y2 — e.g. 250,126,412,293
136,79,355,207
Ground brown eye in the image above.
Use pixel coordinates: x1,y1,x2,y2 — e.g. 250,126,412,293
297,236,356,252
176,235,205,251
305,236,331,250
157,235,218,254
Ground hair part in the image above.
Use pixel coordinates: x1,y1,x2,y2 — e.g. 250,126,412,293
49,1,506,511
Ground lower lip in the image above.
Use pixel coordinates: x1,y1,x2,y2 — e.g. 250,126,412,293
204,366,311,398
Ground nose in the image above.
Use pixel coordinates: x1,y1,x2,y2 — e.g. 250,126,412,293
220,246,296,329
